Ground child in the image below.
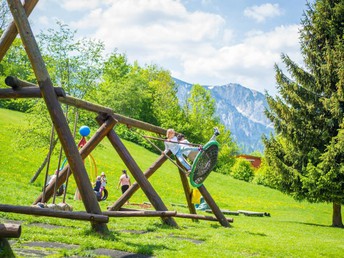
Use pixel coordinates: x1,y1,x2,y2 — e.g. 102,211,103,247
93,176,101,192
177,133,198,162
164,129,200,175
117,170,131,204
100,172,107,193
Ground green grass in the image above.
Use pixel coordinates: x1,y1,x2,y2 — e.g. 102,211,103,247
0,107,343,257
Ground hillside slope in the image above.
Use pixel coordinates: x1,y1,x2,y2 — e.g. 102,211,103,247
0,108,343,258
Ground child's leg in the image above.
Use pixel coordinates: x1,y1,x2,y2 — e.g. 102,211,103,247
176,152,191,170
181,146,200,153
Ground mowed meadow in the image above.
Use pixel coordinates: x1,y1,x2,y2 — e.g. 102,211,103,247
0,108,343,257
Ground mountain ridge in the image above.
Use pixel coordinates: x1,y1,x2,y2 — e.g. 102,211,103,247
174,78,273,153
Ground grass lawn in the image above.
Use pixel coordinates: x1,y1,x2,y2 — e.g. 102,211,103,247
0,107,343,257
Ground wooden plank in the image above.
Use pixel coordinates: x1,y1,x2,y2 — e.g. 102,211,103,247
0,204,108,223
108,153,169,211
0,223,21,238
0,0,39,61
96,115,178,228
7,0,106,233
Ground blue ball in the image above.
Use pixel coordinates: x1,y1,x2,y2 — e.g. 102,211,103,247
79,126,91,137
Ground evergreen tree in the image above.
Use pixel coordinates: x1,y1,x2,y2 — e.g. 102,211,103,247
263,0,344,227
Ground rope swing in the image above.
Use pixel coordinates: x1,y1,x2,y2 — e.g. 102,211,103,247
136,128,220,187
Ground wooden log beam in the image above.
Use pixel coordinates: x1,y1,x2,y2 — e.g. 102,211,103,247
102,210,177,217
59,95,114,115
0,0,39,61
34,115,117,204
118,208,233,223
1,75,166,135
108,153,169,211
5,75,37,89
96,115,178,228
198,184,230,227
0,223,21,238
0,204,109,223
7,0,107,233
0,87,66,98
175,212,233,223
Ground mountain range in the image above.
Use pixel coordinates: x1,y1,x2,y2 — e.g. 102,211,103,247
174,78,274,153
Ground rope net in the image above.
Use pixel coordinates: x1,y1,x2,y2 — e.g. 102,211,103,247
190,140,219,187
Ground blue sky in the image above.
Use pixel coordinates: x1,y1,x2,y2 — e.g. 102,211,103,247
29,0,313,95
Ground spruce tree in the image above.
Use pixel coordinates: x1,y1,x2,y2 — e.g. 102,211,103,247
263,0,344,227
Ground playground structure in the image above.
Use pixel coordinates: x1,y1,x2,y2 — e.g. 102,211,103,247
0,0,232,238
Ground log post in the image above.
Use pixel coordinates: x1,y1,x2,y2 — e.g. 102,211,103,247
96,115,179,228
198,184,230,227
0,0,39,61
108,153,169,211
7,0,107,233
177,161,198,220
0,224,21,238
0,238,15,257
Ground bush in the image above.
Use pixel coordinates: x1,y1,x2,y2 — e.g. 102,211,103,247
231,158,254,182
216,162,232,175
252,158,278,189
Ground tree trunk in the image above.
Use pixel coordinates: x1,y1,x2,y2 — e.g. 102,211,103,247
332,202,343,228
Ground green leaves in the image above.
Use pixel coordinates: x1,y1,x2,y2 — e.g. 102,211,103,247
264,0,344,226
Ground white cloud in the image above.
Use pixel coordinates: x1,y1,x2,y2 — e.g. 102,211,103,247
46,0,301,95
180,24,301,94
244,3,282,23
72,0,227,58
60,0,107,11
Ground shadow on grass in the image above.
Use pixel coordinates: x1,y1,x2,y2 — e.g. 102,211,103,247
244,231,268,237
285,221,332,228
0,238,16,258
84,228,120,241
124,241,171,256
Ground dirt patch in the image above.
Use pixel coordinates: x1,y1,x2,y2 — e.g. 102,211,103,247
9,240,153,257
28,222,67,229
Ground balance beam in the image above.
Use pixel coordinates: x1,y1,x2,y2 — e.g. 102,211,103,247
0,204,108,223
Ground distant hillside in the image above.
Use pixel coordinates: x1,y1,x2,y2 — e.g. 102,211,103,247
174,78,273,153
